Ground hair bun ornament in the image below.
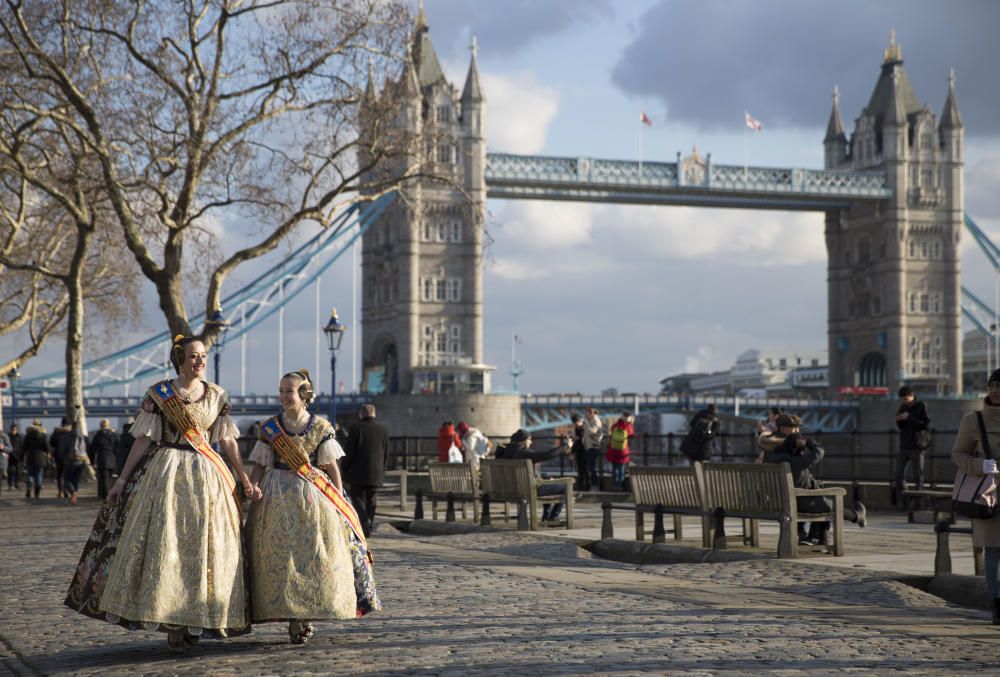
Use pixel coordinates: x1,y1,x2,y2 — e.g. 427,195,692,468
173,334,186,343
298,368,311,381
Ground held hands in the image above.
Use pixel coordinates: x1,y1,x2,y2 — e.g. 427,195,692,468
105,479,125,505
984,459,998,475
244,482,263,502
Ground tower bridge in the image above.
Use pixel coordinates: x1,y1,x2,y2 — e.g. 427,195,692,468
8,21,982,439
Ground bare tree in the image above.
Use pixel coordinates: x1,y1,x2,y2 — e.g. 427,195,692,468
0,0,440,349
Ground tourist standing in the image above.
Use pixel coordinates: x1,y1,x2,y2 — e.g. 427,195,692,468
246,370,380,644
114,417,134,475
894,385,931,500
22,419,49,499
680,403,720,463
951,369,1000,624
582,408,606,491
64,335,260,650
62,413,90,506
606,413,635,490
50,417,72,498
0,427,10,497
90,419,119,500
570,414,587,491
437,420,462,462
457,421,490,473
342,403,389,538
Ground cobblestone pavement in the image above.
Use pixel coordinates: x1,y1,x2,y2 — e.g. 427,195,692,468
1,487,999,676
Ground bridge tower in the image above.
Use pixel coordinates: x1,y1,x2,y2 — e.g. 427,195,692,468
356,11,518,435
824,33,963,395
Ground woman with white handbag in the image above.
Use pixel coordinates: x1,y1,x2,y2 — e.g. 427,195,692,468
951,368,1000,624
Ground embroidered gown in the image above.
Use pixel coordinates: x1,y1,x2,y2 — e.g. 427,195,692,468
246,413,380,621
64,380,250,638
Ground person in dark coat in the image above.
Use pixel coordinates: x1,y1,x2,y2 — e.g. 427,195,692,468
502,429,573,523
341,403,389,537
570,414,587,491
90,419,120,499
6,424,22,489
22,419,50,499
680,404,720,463
50,417,72,497
894,385,931,500
115,417,135,475
770,414,867,546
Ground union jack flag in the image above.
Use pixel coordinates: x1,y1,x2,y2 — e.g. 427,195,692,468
745,111,763,132
639,111,653,127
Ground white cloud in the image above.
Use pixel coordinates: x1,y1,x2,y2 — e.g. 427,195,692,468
480,71,558,155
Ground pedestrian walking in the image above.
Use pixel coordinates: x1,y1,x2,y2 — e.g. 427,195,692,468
0,427,10,497
951,368,1000,624
341,403,389,538
606,413,634,490
245,370,380,644
62,412,90,505
6,424,22,490
64,334,260,650
50,417,72,498
90,420,119,500
894,385,931,502
582,408,606,491
22,419,50,499
114,417,134,475
570,414,587,491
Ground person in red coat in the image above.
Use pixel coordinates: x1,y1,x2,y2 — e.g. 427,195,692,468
437,421,462,462
605,413,634,489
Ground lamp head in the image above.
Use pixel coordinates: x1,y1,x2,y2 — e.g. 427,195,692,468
323,308,347,351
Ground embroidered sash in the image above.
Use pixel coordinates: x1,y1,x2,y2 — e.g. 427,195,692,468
261,415,370,554
149,380,242,516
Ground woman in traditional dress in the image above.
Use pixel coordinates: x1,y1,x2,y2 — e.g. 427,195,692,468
246,369,380,644
64,335,260,650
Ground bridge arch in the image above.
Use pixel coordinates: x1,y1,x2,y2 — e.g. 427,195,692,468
855,352,887,388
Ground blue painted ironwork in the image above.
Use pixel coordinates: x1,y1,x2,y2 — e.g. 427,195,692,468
485,153,891,210
519,394,859,433
21,193,395,393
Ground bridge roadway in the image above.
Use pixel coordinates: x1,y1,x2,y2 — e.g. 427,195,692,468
9,393,860,432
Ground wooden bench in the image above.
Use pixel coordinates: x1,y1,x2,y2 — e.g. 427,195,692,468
424,463,479,522
902,489,953,524
701,462,847,558
480,459,574,530
629,465,709,544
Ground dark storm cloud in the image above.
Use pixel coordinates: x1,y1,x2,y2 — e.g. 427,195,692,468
612,0,1000,136
424,0,613,59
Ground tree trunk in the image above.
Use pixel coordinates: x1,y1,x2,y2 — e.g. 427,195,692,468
64,227,90,421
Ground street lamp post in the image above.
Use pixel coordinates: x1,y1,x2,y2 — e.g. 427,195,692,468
10,366,19,428
322,309,347,424
209,309,229,386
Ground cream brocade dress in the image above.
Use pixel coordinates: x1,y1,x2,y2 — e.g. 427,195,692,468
246,415,357,622
97,381,248,635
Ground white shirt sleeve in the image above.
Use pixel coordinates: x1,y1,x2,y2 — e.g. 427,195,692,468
316,437,346,466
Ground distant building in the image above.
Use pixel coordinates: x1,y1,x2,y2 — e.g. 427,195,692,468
658,373,708,394
730,349,827,392
689,371,733,395
963,328,992,392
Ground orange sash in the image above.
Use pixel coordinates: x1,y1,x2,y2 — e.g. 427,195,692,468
261,415,369,554
149,380,242,516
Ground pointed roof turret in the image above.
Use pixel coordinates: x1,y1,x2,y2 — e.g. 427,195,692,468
824,85,846,143
940,68,963,129
363,57,377,102
884,69,907,126
411,2,445,88
401,39,420,97
461,36,483,103
864,32,920,124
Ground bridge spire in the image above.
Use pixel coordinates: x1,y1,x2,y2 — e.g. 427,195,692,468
824,85,846,143
940,68,963,129
462,36,483,103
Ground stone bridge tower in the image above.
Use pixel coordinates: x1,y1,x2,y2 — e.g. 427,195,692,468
824,34,963,395
356,11,518,436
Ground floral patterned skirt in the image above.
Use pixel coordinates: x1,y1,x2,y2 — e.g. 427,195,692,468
63,445,252,638
247,468,381,622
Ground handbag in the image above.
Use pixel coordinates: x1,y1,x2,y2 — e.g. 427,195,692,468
952,411,1000,520
447,443,464,463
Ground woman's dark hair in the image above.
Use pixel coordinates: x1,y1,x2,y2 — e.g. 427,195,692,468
770,406,782,416
169,335,203,375
282,369,315,405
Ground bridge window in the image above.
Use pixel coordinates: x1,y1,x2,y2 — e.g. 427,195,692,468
436,279,448,301
450,221,462,242
437,223,447,242
436,332,447,353
921,242,929,259
932,240,942,259
422,222,432,241
934,335,942,347
931,294,941,314
909,294,917,313
436,143,453,164
908,240,917,258
447,279,461,302
421,278,433,302
920,294,929,313
437,105,451,124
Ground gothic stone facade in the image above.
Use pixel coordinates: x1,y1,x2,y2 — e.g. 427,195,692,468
824,35,963,394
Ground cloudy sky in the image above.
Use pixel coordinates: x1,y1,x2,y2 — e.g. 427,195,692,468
13,0,1000,399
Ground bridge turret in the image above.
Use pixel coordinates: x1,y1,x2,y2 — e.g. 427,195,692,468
939,69,963,163
823,85,848,169
460,37,486,201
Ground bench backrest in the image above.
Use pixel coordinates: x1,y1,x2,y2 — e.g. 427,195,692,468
630,466,702,509
428,462,478,495
480,459,535,501
701,462,793,518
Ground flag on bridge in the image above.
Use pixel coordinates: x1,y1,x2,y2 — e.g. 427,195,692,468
639,111,653,126
744,111,763,132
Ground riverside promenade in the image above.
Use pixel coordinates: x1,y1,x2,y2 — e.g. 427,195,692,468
1,484,999,676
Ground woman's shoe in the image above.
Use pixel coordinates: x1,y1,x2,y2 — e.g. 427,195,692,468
183,632,200,646
167,630,186,651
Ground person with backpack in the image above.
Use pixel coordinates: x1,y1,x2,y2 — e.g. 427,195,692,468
605,413,634,490
680,404,720,464
894,385,931,502
581,408,607,491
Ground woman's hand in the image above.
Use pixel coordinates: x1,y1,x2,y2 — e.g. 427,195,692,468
245,482,263,501
105,479,126,505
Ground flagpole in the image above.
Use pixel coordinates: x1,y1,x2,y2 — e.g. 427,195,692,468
743,112,748,181
638,122,643,178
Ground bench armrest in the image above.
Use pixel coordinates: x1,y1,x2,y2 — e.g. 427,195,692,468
536,477,574,490
794,487,846,497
